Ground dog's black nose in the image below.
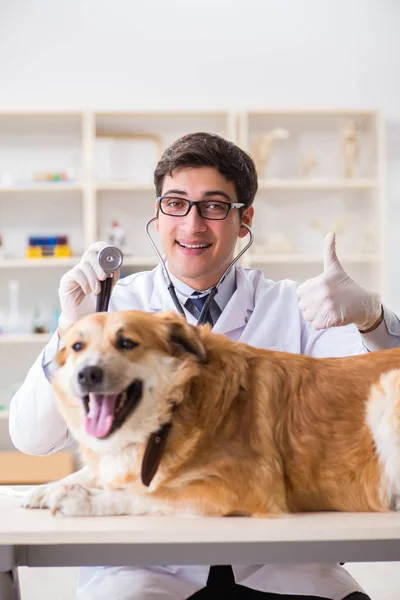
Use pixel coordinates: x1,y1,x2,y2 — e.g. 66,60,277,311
77,366,104,391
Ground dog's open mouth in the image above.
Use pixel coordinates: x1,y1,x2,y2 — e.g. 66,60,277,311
83,379,143,439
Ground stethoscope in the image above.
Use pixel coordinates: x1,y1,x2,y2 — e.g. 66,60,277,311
96,220,254,322
145,216,254,325
96,246,124,312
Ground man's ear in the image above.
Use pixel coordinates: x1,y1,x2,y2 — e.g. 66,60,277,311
239,206,254,238
168,321,207,363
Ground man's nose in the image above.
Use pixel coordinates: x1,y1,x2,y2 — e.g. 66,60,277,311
181,204,207,232
77,366,104,391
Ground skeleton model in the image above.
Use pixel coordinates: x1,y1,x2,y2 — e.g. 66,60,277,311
310,217,348,238
253,233,294,255
300,148,318,178
251,128,290,176
341,121,359,178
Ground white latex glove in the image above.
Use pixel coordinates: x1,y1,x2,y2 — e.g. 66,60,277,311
58,241,120,332
297,232,382,331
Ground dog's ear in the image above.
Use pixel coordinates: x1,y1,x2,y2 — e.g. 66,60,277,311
55,346,67,367
168,321,207,363
45,345,66,382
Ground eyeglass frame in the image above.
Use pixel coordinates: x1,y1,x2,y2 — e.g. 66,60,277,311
156,196,246,221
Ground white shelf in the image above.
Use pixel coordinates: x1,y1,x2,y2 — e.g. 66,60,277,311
0,258,79,269
96,182,154,191
0,110,83,117
0,257,157,269
0,183,84,193
258,179,377,190
247,108,378,116
95,109,229,117
0,333,52,345
248,254,381,265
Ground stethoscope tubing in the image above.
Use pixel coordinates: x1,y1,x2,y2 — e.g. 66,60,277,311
96,275,114,312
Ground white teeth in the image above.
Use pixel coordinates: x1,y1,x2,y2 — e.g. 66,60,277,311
88,395,94,418
178,242,210,249
117,391,127,412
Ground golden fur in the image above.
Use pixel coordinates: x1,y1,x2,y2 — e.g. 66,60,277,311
25,310,400,517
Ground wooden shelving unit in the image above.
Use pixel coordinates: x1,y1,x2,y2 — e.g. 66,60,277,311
0,110,234,426
0,108,386,428
238,109,386,297
257,178,377,190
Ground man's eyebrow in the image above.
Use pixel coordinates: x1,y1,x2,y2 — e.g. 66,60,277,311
162,189,232,202
163,189,188,197
203,190,232,201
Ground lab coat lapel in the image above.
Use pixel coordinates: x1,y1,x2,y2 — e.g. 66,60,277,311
212,265,254,335
149,265,176,311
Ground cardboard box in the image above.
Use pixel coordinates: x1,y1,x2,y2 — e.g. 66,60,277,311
0,451,75,484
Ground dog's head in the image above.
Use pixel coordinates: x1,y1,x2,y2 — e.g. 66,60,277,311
53,310,207,452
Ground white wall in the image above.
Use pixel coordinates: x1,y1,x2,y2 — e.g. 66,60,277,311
1,0,400,307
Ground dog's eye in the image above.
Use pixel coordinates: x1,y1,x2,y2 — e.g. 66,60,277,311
117,338,139,350
72,342,85,352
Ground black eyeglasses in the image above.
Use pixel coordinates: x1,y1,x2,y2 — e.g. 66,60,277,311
157,196,246,221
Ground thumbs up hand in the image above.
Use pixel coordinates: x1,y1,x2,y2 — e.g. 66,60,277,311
297,232,382,331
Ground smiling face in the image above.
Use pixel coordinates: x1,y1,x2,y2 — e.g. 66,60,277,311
155,167,253,290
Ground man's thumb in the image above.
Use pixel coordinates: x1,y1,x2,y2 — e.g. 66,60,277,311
323,231,341,272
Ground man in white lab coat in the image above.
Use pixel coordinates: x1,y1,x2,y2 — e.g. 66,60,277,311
10,132,400,600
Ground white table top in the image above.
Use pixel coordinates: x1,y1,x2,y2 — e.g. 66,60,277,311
1,495,400,566
1,494,400,545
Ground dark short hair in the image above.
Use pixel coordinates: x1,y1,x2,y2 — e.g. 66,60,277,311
154,132,258,209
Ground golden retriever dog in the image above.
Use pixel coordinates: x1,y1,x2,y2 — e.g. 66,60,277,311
24,309,400,518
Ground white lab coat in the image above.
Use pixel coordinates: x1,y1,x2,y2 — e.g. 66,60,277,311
9,264,400,600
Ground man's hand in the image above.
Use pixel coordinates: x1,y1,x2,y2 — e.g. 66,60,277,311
297,232,382,331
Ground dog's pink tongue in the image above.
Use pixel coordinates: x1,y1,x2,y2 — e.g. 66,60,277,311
85,394,118,438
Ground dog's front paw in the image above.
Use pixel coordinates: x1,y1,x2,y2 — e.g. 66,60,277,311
22,483,95,516
22,483,58,509
47,484,94,516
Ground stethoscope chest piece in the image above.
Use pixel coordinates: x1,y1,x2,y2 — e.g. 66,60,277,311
96,246,124,312
98,246,123,273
